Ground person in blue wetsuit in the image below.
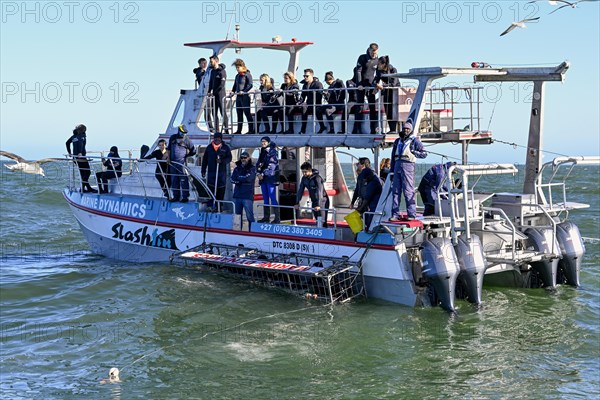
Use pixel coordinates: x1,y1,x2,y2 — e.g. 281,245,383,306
168,124,196,203
231,151,256,227
96,146,122,194
256,136,280,223
418,161,456,216
390,121,428,220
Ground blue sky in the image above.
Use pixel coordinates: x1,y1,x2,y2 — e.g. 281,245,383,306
1,0,599,163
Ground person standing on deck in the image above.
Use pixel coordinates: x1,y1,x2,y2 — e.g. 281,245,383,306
168,124,196,203
322,71,347,134
207,56,229,134
355,43,380,134
66,124,96,193
231,151,257,228
356,167,383,231
390,121,428,221
299,69,327,134
295,162,330,227
256,136,280,223
230,58,255,134
201,132,232,205
193,57,207,87
374,55,399,133
350,157,372,211
142,139,170,198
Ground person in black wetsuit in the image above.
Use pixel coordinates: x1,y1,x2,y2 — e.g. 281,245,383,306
193,57,207,87
207,55,229,134
142,139,170,198
322,71,347,134
66,124,97,193
231,58,255,134
299,68,327,134
355,43,380,134
96,146,122,194
375,55,399,133
295,162,330,227
274,71,302,134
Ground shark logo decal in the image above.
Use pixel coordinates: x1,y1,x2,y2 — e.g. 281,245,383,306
172,207,194,221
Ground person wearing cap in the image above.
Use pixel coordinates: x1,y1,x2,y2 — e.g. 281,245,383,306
322,71,346,134
66,124,97,193
167,124,196,202
350,157,372,210
356,167,383,231
418,161,457,216
389,121,428,221
231,151,257,228
201,132,232,205
256,136,280,223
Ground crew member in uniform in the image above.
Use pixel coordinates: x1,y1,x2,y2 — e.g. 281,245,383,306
390,121,427,221
418,162,456,216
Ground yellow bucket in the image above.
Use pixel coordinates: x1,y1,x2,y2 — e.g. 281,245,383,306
344,210,363,234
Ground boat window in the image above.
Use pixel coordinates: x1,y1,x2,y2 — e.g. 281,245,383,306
171,99,185,128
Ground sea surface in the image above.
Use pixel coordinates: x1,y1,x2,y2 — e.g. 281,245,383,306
0,161,599,399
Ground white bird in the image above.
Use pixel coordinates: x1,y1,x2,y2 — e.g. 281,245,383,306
499,17,541,36
549,0,597,14
0,150,63,177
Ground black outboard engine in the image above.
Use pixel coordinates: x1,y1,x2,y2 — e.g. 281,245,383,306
421,238,460,312
525,227,560,288
455,234,487,305
556,221,585,287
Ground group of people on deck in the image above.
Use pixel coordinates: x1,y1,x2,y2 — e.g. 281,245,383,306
66,118,458,231
193,42,401,135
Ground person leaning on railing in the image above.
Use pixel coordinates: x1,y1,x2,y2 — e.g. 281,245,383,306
231,151,257,228
256,74,279,134
299,68,327,134
256,136,280,223
141,139,170,199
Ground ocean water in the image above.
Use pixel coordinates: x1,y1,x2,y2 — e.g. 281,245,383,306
0,161,599,399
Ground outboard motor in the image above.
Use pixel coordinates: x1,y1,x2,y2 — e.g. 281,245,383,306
455,234,487,305
420,238,460,312
556,221,585,287
525,227,560,288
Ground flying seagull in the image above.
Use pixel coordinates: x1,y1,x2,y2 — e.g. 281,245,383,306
500,17,541,36
0,150,63,177
549,0,597,14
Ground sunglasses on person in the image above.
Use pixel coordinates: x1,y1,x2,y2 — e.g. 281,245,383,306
240,156,248,160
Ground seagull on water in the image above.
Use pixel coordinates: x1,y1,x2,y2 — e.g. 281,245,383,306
500,17,541,36
0,150,63,177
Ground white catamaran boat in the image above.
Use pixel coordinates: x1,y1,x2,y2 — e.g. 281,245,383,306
63,38,597,311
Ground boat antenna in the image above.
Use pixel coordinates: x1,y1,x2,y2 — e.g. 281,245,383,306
225,14,234,39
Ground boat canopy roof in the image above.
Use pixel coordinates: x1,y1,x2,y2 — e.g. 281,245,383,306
184,40,314,55
385,61,569,82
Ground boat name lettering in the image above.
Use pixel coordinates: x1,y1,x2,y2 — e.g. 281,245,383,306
81,197,146,218
111,222,178,250
272,240,315,253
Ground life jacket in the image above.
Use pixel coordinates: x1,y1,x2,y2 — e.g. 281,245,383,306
399,135,417,163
